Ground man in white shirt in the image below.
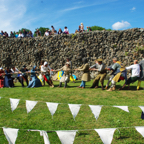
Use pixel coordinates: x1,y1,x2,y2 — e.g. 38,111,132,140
41,62,54,87
120,60,140,90
11,66,23,87
18,31,24,38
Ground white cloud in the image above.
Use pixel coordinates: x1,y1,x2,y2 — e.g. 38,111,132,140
131,7,136,11
112,21,131,30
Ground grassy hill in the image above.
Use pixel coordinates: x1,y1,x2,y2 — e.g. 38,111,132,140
0,80,144,143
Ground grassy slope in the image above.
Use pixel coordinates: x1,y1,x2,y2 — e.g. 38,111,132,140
0,80,144,144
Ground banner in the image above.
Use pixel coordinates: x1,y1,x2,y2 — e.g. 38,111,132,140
46,102,58,118
113,106,129,112
10,98,20,112
40,131,50,144
3,127,19,144
68,104,81,120
95,128,116,144
135,126,144,137
26,100,38,113
56,130,77,144
89,105,102,120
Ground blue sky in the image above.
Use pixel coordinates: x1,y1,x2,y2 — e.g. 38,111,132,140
0,0,143,34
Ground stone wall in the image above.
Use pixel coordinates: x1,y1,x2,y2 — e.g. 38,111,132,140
0,28,144,79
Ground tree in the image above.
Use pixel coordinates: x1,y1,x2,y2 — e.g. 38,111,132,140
91,26,111,31
33,27,50,37
18,28,31,33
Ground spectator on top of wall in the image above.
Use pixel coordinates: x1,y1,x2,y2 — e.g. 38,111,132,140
44,29,49,36
35,29,41,37
63,26,69,34
0,31,4,36
58,28,63,34
18,31,24,38
15,32,19,38
78,26,81,32
75,30,79,34
54,30,58,35
51,26,55,34
80,23,84,32
23,29,27,37
3,32,8,38
29,31,33,37
10,31,15,38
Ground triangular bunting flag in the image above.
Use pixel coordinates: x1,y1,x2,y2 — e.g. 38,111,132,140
0,97,1,99
68,104,81,120
10,98,20,112
139,106,144,113
89,105,102,120
56,130,77,144
46,102,58,118
135,126,144,137
40,131,50,144
3,127,19,144
26,100,38,113
95,128,116,144
113,106,129,112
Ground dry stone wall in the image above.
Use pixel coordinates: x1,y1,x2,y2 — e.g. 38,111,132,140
0,28,144,79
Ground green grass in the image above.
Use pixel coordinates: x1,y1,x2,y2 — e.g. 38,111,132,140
0,80,144,144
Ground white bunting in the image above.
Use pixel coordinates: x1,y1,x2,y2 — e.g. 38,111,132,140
3,127,19,144
40,131,50,144
139,106,144,113
0,97,1,99
68,104,81,120
26,100,38,113
56,130,77,144
46,102,58,118
95,128,116,144
89,105,102,120
113,106,129,112
135,126,144,137
10,98,20,112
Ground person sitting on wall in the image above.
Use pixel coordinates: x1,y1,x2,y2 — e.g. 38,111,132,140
0,30,4,36
80,23,84,32
51,26,55,34
23,29,27,38
44,29,49,36
89,59,107,90
58,28,63,34
10,31,15,38
18,31,24,38
119,60,140,90
35,29,41,37
15,32,19,38
63,26,69,34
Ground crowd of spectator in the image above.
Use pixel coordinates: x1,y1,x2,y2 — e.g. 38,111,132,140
0,23,92,38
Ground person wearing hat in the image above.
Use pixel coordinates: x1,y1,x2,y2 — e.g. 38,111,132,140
41,61,54,87
52,62,71,88
0,67,5,88
119,60,140,90
75,58,90,89
137,55,144,90
107,63,127,91
20,65,29,87
105,57,121,89
89,59,107,90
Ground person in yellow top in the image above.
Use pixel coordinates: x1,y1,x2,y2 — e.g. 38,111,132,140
105,57,121,89
75,58,90,89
